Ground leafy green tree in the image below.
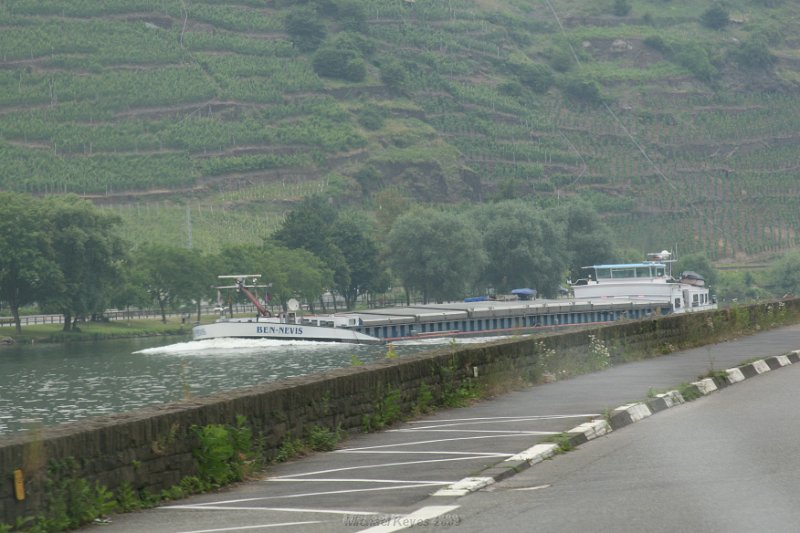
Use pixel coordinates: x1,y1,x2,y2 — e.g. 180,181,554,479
285,6,327,52
386,208,486,303
673,252,719,288
766,252,800,298
331,213,389,309
336,0,368,33
0,193,60,334
379,58,408,92
561,75,604,104
476,202,569,297
110,259,151,319
553,200,615,283
273,196,351,309
730,35,774,68
716,270,769,303
373,189,413,233
133,244,209,323
43,195,127,331
312,46,366,81
700,4,729,30
674,43,717,82
215,242,331,312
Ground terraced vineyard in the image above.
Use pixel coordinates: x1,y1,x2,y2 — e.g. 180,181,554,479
1,0,799,259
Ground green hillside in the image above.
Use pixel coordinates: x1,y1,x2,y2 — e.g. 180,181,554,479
1,0,799,259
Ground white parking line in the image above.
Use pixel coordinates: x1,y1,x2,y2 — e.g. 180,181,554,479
172,521,321,533
162,505,378,515
340,433,558,452
266,478,453,485
407,414,600,424
336,450,513,457
406,414,601,430
391,429,558,435
269,456,499,479
357,505,461,533
168,484,446,502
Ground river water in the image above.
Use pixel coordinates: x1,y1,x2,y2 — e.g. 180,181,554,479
0,334,507,435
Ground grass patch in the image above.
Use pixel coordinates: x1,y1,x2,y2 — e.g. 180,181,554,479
6,318,191,343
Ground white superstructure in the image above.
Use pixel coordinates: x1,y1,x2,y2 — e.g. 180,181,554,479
571,251,716,313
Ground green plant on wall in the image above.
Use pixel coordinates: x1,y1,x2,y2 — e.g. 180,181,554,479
31,458,118,531
193,415,263,487
587,334,611,370
362,387,403,432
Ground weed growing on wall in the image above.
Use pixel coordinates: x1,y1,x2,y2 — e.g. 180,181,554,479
385,343,397,359
115,483,141,512
587,335,611,370
413,382,434,415
28,458,118,531
306,424,345,452
275,437,305,463
533,340,557,381
193,415,264,487
362,387,403,432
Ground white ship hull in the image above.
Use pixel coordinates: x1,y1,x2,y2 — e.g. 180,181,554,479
192,319,382,344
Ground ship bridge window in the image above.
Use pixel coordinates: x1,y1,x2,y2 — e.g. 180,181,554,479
611,267,636,278
635,267,652,278
595,268,612,279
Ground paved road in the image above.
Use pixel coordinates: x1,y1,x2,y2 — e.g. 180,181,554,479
414,346,800,533
82,324,800,533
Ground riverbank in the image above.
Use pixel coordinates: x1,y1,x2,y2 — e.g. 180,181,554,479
0,318,191,345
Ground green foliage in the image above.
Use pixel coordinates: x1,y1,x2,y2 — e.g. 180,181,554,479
115,483,141,513
766,252,800,297
612,0,632,17
193,415,263,487
40,458,117,531
515,63,555,93
312,45,366,81
2,0,800,266
700,4,730,30
379,58,408,91
306,424,344,451
285,6,327,52
674,253,719,288
414,382,434,414
673,43,717,82
335,0,368,33
363,388,403,432
387,207,487,303
275,437,305,462
561,75,604,104
730,35,774,69
678,383,703,402
587,334,612,370
475,201,568,296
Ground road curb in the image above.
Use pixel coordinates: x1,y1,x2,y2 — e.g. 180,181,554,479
433,349,800,498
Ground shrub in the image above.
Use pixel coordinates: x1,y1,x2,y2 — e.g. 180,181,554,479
313,46,366,81
285,6,327,52
561,75,604,104
612,0,632,17
379,59,408,91
516,63,554,93
700,4,729,30
730,35,774,69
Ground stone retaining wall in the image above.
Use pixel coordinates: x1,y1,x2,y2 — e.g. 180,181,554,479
1,299,798,525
